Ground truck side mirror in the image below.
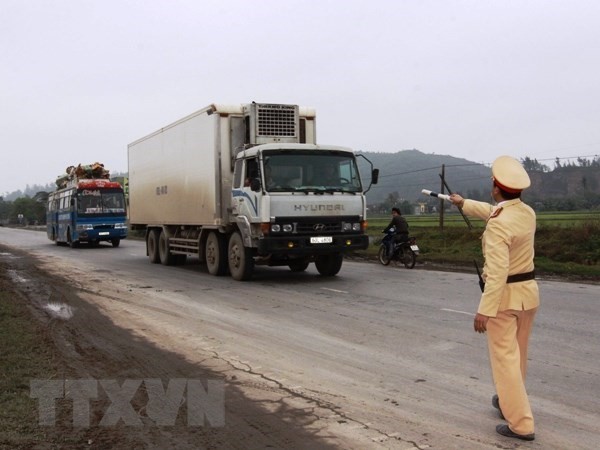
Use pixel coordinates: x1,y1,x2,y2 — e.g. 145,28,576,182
250,178,261,192
372,168,379,184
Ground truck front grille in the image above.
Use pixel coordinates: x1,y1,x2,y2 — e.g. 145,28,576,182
295,222,341,233
273,216,361,235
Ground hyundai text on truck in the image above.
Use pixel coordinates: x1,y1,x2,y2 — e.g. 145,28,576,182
128,102,378,280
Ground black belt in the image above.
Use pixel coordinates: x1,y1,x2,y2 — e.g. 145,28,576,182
507,270,535,283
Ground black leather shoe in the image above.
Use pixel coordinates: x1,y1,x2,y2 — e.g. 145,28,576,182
492,395,505,420
496,424,535,441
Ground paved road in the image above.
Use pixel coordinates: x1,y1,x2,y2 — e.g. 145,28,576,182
2,227,599,449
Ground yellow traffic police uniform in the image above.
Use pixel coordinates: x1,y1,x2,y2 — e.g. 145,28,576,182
462,197,539,435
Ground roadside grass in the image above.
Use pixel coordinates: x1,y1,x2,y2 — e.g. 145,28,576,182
0,278,56,447
363,216,600,280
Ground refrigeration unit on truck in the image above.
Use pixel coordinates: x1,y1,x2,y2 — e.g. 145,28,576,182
128,102,378,280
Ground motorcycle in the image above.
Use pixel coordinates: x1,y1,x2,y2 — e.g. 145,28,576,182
377,229,419,269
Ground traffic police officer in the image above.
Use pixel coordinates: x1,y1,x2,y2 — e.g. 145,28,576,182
450,156,539,441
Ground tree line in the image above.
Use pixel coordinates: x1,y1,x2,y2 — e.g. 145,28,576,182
0,192,47,226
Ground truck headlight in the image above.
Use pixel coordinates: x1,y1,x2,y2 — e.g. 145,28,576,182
342,222,352,231
271,224,281,232
352,223,361,231
114,223,127,229
282,224,293,233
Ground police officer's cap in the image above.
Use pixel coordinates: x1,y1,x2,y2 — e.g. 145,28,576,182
491,155,531,193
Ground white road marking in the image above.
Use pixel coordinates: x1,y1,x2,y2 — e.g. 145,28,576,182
321,287,349,294
441,308,474,316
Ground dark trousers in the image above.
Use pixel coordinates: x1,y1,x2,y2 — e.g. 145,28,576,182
385,234,408,256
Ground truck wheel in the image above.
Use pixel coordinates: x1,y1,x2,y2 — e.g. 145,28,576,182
147,229,160,264
228,232,254,281
111,238,120,248
158,232,175,265
288,260,309,272
206,232,228,276
315,253,343,276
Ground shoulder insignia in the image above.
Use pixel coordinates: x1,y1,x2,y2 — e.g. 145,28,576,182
488,206,504,220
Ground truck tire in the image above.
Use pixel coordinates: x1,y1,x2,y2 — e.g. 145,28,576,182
147,229,160,264
228,232,254,281
288,260,310,272
111,238,121,248
158,231,175,266
206,231,228,276
315,253,343,277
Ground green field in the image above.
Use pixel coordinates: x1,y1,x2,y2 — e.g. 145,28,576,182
363,211,600,280
367,210,600,229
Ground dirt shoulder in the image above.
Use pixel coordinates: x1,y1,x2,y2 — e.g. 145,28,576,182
0,245,375,449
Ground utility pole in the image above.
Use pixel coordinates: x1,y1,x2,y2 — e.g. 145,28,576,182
439,164,445,230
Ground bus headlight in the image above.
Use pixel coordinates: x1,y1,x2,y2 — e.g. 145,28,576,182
76,224,94,231
114,223,127,229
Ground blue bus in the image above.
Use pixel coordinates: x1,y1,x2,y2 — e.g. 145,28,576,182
47,179,128,247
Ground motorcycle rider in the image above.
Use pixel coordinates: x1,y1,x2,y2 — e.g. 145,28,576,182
383,207,409,256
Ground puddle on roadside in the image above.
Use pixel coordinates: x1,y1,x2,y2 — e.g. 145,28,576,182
0,252,21,259
44,302,74,320
7,269,29,283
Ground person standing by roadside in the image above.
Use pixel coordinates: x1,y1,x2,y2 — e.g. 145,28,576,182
449,155,539,441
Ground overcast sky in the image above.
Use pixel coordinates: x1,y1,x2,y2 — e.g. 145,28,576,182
2,0,599,194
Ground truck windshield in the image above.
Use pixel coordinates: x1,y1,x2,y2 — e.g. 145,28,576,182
77,188,126,216
262,151,362,193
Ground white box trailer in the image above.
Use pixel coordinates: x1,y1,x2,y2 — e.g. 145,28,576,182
128,102,378,280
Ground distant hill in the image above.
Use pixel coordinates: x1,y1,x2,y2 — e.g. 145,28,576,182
528,166,600,199
2,152,597,207
358,150,492,204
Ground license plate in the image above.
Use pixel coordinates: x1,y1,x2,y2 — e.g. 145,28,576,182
99,232,109,236
410,245,419,252
310,236,333,244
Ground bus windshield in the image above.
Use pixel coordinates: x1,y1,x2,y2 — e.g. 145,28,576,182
77,188,126,216
262,150,362,193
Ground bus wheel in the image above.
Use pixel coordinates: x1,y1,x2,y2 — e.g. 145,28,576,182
67,229,79,248
111,238,121,248
52,228,61,246
205,232,228,276
147,229,160,263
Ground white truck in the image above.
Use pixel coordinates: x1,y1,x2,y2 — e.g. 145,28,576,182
128,102,378,280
